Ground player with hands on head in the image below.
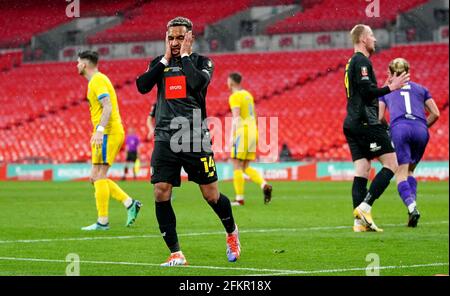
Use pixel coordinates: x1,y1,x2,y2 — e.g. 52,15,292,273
136,17,241,266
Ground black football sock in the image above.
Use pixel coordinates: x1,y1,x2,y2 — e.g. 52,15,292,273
352,176,368,209
363,168,395,206
155,200,180,253
208,193,236,234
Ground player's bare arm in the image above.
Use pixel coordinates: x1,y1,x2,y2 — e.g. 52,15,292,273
425,98,440,128
378,101,387,123
91,96,112,149
146,115,154,140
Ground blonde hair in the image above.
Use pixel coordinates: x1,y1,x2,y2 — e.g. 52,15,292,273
350,24,368,45
389,58,410,75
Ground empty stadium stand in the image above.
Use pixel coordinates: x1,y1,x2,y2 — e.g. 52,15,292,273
88,0,253,44
0,44,448,163
0,51,22,71
267,0,429,35
0,0,137,48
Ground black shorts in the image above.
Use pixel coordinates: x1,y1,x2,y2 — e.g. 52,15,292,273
150,141,218,187
343,124,395,161
126,151,138,162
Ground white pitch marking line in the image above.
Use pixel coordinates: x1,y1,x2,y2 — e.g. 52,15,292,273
0,256,447,275
245,262,450,276
0,221,447,245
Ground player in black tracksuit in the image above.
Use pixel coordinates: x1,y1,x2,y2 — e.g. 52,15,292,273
343,24,409,232
136,17,240,266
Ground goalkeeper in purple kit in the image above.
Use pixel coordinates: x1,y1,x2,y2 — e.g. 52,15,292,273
379,58,440,227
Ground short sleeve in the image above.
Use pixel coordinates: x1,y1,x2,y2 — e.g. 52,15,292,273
423,86,432,101
378,95,386,104
229,93,241,109
91,76,109,100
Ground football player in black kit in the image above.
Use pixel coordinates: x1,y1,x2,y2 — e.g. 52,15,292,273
344,24,409,232
136,17,240,266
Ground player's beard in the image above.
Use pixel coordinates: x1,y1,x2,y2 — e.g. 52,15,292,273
171,48,180,57
78,68,86,76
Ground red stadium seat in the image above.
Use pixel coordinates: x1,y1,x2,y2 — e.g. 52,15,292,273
88,0,253,44
267,0,429,35
0,44,448,163
0,0,137,48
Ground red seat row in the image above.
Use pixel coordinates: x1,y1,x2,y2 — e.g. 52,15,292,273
88,0,253,44
0,0,137,48
0,44,447,163
267,0,428,34
0,51,22,71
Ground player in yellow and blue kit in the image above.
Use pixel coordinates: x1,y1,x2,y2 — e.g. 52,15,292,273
227,73,272,206
77,50,142,230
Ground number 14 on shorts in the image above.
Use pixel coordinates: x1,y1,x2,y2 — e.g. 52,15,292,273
200,156,216,177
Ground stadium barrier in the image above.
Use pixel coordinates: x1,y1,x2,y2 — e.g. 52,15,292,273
0,161,448,182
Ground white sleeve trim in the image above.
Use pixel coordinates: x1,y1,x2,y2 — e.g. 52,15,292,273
160,57,169,66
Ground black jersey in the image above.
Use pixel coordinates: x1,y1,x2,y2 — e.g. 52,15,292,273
136,53,214,143
344,52,391,128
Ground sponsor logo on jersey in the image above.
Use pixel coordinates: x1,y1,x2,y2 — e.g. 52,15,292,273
165,76,187,99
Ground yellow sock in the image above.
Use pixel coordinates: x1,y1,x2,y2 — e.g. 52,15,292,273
233,169,245,197
244,167,265,187
94,179,110,218
107,179,130,203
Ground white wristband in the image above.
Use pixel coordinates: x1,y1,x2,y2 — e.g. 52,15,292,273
160,57,169,66
181,53,189,58
96,126,105,133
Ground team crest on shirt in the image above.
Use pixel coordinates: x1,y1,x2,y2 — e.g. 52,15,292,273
361,66,368,76
369,142,381,152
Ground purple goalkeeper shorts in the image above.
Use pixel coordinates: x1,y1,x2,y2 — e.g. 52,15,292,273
390,121,429,165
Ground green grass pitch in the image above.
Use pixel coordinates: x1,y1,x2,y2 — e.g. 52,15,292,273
0,180,448,276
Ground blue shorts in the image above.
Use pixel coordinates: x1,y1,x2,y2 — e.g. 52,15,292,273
390,121,429,165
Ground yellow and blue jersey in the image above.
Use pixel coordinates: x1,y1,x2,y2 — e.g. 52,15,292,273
228,89,257,132
87,72,124,135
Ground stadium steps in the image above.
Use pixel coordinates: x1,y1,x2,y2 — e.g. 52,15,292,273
0,0,140,48
0,44,447,163
267,0,429,35
87,0,255,44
